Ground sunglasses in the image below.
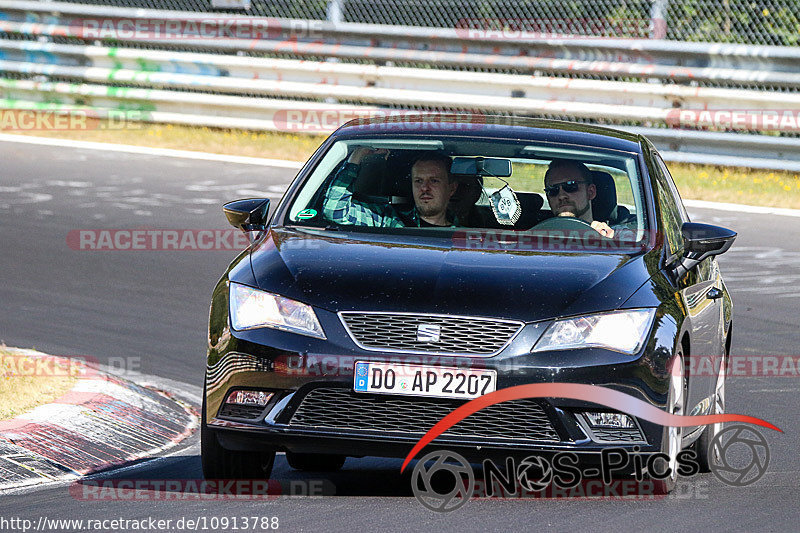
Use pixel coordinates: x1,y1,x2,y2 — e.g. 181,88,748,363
544,180,587,196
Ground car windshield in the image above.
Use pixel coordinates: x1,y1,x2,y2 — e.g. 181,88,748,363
286,136,649,251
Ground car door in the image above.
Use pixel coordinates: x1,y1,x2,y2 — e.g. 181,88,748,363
651,149,720,419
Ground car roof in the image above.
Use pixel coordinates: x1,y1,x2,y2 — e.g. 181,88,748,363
334,114,643,153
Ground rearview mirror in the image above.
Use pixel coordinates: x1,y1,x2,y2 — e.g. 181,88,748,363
673,222,736,277
223,198,270,244
451,157,512,177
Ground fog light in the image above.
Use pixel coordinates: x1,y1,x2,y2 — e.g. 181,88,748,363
225,390,273,407
584,411,636,429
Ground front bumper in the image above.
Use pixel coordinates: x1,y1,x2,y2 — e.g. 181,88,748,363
205,335,673,461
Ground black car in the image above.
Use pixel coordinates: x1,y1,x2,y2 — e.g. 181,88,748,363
202,115,735,492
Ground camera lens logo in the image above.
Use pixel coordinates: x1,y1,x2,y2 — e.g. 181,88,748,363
410,450,474,512
516,456,553,492
709,425,770,486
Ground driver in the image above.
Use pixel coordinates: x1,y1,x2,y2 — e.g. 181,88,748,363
323,148,459,228
543,159,616,238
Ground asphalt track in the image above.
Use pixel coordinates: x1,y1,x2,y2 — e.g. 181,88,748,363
1,140,799,532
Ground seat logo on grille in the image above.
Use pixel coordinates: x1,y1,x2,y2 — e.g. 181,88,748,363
417,324,441,343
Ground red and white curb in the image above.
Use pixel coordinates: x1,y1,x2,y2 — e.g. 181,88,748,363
0,349,198,491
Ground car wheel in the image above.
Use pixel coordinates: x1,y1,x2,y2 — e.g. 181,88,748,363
286,452,346,472
694,353,726,472
201,387,276,480
653,351,686,494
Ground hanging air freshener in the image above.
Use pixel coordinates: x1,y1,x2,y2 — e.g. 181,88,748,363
490,185,522,225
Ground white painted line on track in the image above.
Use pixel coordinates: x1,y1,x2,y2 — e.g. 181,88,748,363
4,133,800,216
0,133,305,169
683,199,800,217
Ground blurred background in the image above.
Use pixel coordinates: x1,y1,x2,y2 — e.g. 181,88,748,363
1,0,799,203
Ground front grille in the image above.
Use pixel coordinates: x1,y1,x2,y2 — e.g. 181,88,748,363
288,388,559,443
589,428,646,443
339,312,523,355
218,404,266,420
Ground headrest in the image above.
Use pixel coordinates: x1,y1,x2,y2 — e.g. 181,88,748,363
450,176,483,216
352,153,410,204
512,192,545,229
353,153,390,197
590,170,617,222
517,191,544,212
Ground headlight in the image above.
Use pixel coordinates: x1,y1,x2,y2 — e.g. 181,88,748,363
531,309,656,355
229,282,325,339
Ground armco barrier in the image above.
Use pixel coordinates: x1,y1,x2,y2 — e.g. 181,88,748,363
1,0,799,171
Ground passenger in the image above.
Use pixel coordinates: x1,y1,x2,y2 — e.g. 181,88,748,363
323,148,459,227
543,159,616,238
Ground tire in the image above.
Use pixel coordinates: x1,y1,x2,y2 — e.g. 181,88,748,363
286,452,346,472
653,351,686,494
694,353,726,472
201,386,275,480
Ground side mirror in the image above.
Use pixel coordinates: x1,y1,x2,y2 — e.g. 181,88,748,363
673,222,737,277
223,198,270,244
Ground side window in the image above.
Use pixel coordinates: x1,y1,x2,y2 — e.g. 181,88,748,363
651,153,685,259
654,154,689,223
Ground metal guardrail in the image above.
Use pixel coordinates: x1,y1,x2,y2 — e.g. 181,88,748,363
1,0,799,171
3,1,800,84
9,0,800,47
624,127,800,172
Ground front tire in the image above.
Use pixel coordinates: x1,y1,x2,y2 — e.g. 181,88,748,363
201,387,275,480
653,352,686,494
694,354,726,472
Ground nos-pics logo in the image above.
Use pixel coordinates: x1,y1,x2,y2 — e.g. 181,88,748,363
410,425,770,512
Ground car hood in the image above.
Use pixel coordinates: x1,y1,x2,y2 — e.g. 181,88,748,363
248,228,653,322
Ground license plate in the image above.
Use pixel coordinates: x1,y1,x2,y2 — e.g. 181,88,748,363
353,361,497,400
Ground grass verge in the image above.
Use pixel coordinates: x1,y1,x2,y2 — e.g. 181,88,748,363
6,121,800,209
0,346,79,420
6,122,327,163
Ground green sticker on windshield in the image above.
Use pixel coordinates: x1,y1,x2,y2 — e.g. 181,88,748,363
297,209,317,220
